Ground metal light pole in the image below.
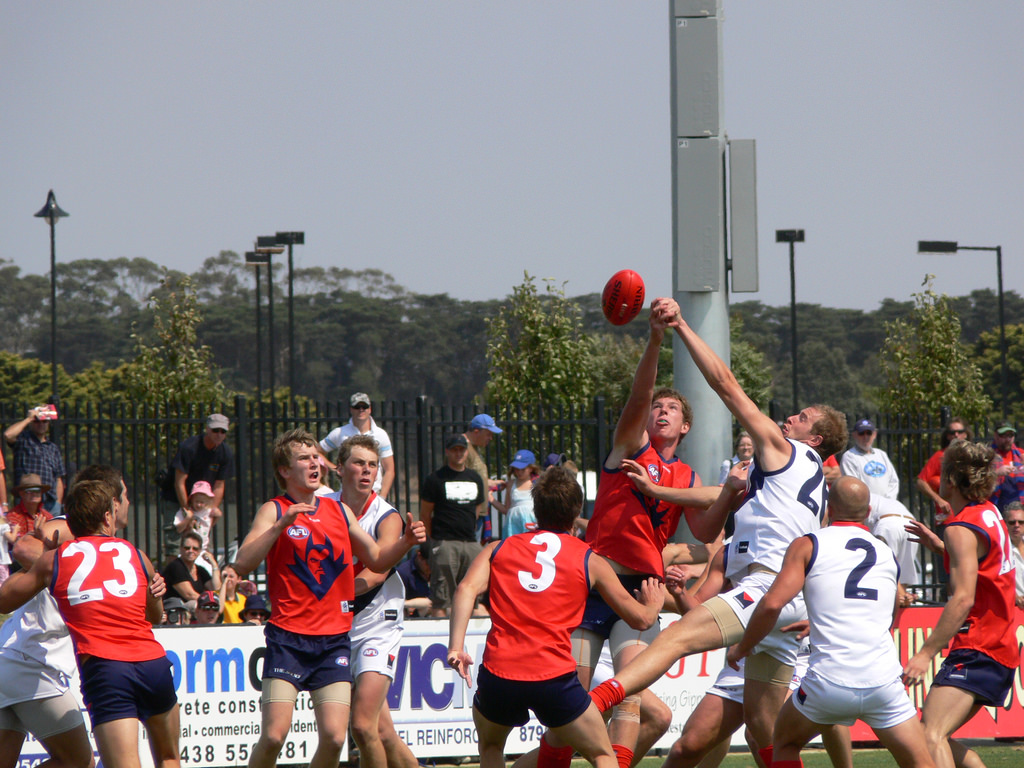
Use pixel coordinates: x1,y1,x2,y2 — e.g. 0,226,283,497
275,231,305,400
34,190,69,404
918,240,1008,418
256,238,285,401
244,252,266,401
777,229,805,414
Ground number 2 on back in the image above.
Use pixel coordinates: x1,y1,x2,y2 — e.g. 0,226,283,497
63,541,139,605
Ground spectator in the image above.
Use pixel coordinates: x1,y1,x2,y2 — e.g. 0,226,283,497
7,474,54,539
420,433,485,617
161,530,220,609
989,421,1024,511
542,452,566,471
0,449,7,516
717,431,754,484
1004,501,1024,610
4,405,65,512
491,449,538,537
397,541,432,617
162,597,192,626
463,414,502,536
166,413,233,557
840,419,899,499
916,418,970,525
240,594,270,625
319,392,396,499
219,562,250,624
865,492,920,606
0,510,16,587
172,480,221,553
194,590,220,625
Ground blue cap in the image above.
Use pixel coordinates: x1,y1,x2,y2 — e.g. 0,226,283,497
243,594,270,616
855,419,876,433
469,414,502,434
510,449,536,469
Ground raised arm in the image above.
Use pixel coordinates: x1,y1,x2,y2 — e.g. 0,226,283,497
348,510,425,572
0,549,54,613
590,555,664,630
4,407,42,446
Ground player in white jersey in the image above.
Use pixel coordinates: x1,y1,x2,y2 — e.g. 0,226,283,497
329,435,418,768
727,478,934,768
865,493,920,606
587,298,848,767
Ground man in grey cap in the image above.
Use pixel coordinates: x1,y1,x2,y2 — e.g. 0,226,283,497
165,414,234,558
318,392,396,499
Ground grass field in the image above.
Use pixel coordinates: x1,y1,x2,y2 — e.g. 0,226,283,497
621,742,1024,768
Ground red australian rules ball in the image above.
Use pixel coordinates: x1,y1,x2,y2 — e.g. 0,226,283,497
601,270,646,326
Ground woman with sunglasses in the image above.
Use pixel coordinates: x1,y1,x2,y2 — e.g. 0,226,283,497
915,418,971,526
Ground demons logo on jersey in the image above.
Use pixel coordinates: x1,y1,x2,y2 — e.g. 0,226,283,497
286,533,350,599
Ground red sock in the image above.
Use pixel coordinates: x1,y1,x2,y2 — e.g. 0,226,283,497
772,761,803,768
612,744,633,768
757,745,774,768
589,679,626,712
537,733,573,768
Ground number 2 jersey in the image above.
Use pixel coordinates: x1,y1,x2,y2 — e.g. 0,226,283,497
482,530,593,681
586,442,699,577
727,438,826,581
943,500,1019,669
50,535,165,662
802,522,901,687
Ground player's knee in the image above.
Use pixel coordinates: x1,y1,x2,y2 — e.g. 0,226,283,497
317,728,349,753
669,731,711,765
350,711,381,747
641,694,672,737
258,729,289,755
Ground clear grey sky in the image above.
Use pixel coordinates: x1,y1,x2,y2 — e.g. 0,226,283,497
4,2,1021,312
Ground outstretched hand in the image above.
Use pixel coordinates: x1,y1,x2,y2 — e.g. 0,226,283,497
447,649,474,685
405,513,427,545
725,460,751,492
905,519,943,554
621,459,655,495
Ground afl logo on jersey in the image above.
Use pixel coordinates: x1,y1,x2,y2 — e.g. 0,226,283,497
647,464,661,483
363,648,379,657
115,588,131,596
287,525,310,539
336,656,350,666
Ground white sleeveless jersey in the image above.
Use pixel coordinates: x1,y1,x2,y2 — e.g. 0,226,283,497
726,438,826,580
803,523,901,687
0,590,76,677
352,493,406,613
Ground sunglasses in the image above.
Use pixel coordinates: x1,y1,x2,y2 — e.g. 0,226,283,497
167,609,189,620
856,430,873,436
181,545,200,552
351,404,370,410
1007,520,1024,526
212,428,228,434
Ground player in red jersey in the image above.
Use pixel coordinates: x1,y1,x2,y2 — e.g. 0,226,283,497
447,467,664,768
234,429,425,768
903,440,1019,768
0,469,178,768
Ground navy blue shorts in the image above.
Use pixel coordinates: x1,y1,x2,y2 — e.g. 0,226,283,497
474,665,591,729
932,648,1016,707
263,623,352,691
80,656,177,727
577,574,650,639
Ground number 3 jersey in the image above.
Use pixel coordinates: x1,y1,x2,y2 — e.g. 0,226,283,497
802,523,901,687
50,535,165,662
943,501,1019,669
482,530,593,681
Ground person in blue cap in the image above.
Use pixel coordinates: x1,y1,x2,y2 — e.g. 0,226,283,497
463,414,503,541
492,449,540,537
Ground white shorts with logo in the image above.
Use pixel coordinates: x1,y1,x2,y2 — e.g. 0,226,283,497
350,572,405,680
792,668,917,729
717,570,807,667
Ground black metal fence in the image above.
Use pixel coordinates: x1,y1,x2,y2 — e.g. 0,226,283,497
3,398,993,602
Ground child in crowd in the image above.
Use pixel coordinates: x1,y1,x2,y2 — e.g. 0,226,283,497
0,512,17,586
219,562,254,624
173,480,221,553
492,449,539,537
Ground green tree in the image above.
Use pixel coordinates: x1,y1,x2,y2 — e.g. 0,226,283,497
972,323,1024,424
486,273,593,405
877,276,990,422
729,314,772,412
125,272,227,406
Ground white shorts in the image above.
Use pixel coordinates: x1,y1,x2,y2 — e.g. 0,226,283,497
790,639,810,691
707,658,745,704
716,571,807,667
350,572,405,680
0,688,84,738
792,668,917,729
0,650,71,708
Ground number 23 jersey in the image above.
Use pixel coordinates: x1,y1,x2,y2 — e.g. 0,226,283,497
483,531,593,681
50,535,165,662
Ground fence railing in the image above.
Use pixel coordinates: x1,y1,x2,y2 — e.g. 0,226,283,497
3,399,996,602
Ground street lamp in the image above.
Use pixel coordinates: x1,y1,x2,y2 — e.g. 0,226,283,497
34,190,69,405
256,237,285,400
274,231,305,400
918,240,1007,418
776,229,805,414
245,252,268,402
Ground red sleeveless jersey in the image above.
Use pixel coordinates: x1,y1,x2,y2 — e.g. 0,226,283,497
483,531,593,680
266,495,356,635
586,442,698,577
944,501,1020,669
50,535,165,662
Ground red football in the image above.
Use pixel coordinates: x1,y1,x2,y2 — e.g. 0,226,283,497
601,270,646,326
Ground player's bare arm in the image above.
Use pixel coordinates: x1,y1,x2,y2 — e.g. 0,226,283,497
660,298,793,471
726,536,812,668
347,507,426,572
447,541,499,684
684,461,750,543
354,512,404,595
621,458,721,509
141,551,166,625
902,526,980,684
233,500,303,577
0,549,55,613
589,555,664,630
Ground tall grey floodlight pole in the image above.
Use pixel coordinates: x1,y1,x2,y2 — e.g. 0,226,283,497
35,190,68,404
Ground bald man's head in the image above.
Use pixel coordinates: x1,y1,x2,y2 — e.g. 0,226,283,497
827,476,870,523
